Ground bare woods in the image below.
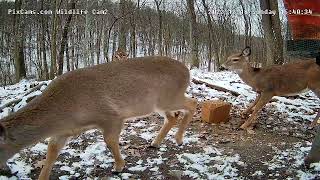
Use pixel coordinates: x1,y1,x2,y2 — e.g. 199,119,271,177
0,0,284,85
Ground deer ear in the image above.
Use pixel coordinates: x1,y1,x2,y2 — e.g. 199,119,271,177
0,124,6,142
242,46,251,57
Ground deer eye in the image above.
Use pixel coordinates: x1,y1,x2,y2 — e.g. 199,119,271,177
233,58,239,62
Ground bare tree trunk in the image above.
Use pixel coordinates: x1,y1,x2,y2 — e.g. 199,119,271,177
239,0,250,46
104,15,124,62
141,31,147,56
154,0,163,56
118,0,127,52
90,33,94,65
96,23,102,64
102,24,109,62
130,19,137,58
147,17,155,56
57,0,75,75
111,30,117,60
84,0,91,67
13,0,26,82
41,0,49,80
50,0,58,79
259,0,283,65
37,25,42,79
269,0,283,65
71,28,75,71
74,33,80,69
187,0,199,68
202,0,213,71
28,28,32,74
130,29,136,57
128,0,139,58
75,29,80,69
66,39,70,72
164,26,172,57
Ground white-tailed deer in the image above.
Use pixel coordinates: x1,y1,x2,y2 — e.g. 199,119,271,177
0,56,197,179
112,49,128,61
222,47,320,130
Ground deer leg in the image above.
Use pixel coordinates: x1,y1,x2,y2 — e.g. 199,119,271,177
38,135,69,180
311,110,320,128
102,121,125,172
305,127,320,165
241,93,261,118
240,93,273,130
152,97,197,146
175,97,197,145
310,89,320,127
151,112,178,148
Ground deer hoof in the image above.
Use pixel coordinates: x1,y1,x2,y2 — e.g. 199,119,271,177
240,122,249,129
309,119,320,129
240,122,256,134
113,160,125,173
246,128,256,134
241,112,249,119
309,124,316,129
149,144,160,149
175,134,183,146
150,141,161,148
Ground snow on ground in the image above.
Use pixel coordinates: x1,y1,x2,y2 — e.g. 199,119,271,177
0,79,50,119
190,69,319,123
265,141,320,180
0,69,319,179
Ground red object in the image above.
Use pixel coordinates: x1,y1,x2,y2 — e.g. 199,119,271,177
283,0,320,40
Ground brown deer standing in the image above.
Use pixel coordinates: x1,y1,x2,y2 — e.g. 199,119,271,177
0,56,197,180
112,49,128,61
222,47,320,131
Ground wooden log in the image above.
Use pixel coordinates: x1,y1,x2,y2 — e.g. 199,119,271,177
192,78,240,96
24,82,47,96
0,82,47,112
0,99,22,112
201,100,231,124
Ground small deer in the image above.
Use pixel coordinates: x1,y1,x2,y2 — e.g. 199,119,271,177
222,47,320,130
112,49,128,61
0,56,197,179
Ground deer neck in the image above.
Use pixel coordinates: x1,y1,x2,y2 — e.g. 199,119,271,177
238,62,260,87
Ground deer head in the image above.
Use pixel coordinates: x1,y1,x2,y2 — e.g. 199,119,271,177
221,47,251,73
113,49,128,61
